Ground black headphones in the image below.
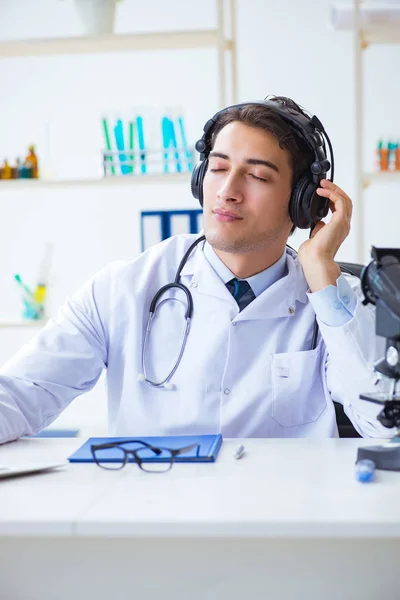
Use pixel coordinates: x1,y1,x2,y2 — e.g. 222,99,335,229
190,100,334,230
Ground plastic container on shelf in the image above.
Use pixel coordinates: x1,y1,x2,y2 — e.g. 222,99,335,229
375,140,400,172
396,144,400,171
101,107,194,177
73,0,117,35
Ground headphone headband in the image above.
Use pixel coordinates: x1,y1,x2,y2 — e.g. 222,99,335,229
196,100,325,161
191,98,334,230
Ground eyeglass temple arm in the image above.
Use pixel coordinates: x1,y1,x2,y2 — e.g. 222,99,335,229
91,440,163,455
171,443,201,457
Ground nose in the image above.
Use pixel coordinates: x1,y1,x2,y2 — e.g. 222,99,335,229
217,171,244,203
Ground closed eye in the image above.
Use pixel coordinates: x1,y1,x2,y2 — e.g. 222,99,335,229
250,174,268,182
209,168,268,182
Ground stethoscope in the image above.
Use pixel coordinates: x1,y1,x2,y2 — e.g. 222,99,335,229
137,234,206,389
137,234,351,390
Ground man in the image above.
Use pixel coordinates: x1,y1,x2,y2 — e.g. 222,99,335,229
0,96,390,443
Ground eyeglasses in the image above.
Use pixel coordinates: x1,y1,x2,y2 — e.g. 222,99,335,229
90,439,201,473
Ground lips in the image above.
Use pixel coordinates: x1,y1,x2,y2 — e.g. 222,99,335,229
213,208,242,222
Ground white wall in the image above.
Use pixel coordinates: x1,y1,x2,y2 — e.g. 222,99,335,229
0,0,399,436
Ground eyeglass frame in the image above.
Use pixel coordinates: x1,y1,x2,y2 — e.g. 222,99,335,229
90,439,201,472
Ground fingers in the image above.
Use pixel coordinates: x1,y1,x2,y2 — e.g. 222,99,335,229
316,179,353,221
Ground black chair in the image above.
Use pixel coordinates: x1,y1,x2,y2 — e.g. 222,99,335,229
337,261,364,280
331,261,365,438
333,402,361,438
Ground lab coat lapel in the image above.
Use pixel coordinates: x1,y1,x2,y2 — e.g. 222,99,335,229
235,252,309,321
180,242,234,303
179,242,309,318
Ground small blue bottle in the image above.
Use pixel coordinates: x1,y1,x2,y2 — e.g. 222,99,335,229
355,459,375,483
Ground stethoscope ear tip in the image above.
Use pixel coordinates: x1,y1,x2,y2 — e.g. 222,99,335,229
164,382,174,391
137,373,146,382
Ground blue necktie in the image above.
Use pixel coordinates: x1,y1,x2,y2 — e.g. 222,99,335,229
226,278,256,311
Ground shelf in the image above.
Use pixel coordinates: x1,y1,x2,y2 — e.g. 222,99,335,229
362,27,400,46
363,172,400,187
331,4,400,46
0,319,48,328
0,172,191,190
0,30,232,59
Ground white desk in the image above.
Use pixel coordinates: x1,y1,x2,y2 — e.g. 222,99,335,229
1,437,400,600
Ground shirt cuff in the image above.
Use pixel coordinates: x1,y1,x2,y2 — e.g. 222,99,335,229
306,274,357,327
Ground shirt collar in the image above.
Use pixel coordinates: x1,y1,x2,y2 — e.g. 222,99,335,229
203,240,287,297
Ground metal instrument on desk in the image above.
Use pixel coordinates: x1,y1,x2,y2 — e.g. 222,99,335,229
358,246,400,471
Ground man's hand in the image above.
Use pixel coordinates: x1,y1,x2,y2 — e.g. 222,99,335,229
298,179,353,293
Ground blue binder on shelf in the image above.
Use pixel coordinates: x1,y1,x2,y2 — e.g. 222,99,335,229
68,434,223,464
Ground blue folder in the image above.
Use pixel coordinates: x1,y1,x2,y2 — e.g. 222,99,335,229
68,434,223,464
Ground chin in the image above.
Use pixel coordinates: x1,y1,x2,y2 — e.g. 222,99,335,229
204,227,231,250
205,230,251,253
206,227,284,254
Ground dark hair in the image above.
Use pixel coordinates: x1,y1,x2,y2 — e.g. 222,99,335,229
209,96,315,235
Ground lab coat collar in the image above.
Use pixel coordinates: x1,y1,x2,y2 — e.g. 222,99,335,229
180,241,309,320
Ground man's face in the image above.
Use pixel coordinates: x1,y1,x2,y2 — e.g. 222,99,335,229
202,121,294,254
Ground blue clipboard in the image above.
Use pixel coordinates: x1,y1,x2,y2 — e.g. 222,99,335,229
68,434,223,464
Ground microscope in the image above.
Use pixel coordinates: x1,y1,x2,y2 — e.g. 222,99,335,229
356,246,400,471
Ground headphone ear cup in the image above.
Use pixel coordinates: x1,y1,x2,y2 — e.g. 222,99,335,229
190,163,202,201
190,159,208,206
290,176,331,230
289,176,312,229
303,182,331,228
289,175,329,229
312,187,330,222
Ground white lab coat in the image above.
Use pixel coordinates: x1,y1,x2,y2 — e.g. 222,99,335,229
0,234,391,443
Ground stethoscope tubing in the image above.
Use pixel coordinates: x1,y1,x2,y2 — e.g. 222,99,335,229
139,236,206,388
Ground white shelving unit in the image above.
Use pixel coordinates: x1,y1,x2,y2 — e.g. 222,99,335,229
0,319,48,328
0,0,237,190
0,0,237,327
0,30,231,57
353,0,400,262
0,0,237,108
361,25,400,46
0,172,191,190
363,171,400,187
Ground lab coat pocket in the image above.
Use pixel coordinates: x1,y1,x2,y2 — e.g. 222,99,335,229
271,346,326,427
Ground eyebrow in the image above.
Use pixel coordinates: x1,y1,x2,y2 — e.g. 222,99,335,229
208,151,279,173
